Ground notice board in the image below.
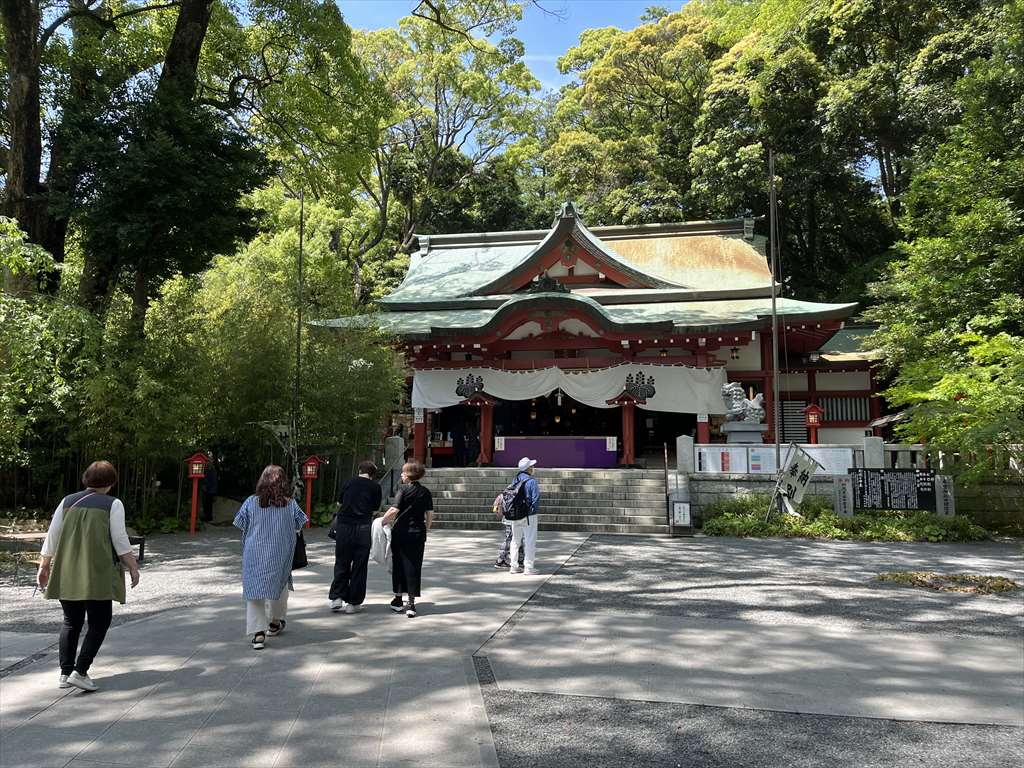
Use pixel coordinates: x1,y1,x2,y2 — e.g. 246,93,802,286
850,468,937,511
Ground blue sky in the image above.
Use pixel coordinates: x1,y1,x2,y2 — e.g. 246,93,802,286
337,1,684,91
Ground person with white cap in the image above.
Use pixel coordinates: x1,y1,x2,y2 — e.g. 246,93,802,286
506,457,541,574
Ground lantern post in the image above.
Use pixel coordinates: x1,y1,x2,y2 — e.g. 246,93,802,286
301,455,325,528
802,403,825,445
185,452,210,535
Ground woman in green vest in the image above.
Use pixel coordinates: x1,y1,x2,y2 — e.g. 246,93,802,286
37,460,141,692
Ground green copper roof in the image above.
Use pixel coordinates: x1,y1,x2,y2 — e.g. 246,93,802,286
819,326,875,353
379,203,765,305
382,242,537,303
314,296,858,338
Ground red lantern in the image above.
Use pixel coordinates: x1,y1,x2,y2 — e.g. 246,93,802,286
185,452,210,535
802,403,825,444
301,455,326,528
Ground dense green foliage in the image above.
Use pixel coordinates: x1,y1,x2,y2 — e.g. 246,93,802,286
3,0,1022,515
701,493,989,541
865,0,1024,480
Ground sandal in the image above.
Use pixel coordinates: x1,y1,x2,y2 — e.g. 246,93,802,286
267,619,286,637
252,632,266,650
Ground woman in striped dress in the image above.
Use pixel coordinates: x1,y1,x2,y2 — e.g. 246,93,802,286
234,466,307,650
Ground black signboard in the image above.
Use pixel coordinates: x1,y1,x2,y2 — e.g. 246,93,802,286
850,468,937,511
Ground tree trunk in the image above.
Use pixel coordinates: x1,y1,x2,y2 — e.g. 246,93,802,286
155,0,213,102
1,0,43,295
130,267,150,338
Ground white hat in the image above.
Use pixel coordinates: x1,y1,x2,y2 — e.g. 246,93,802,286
517,457,537,471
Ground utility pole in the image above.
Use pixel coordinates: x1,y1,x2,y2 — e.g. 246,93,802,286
768,148,782,470
292,189,305,495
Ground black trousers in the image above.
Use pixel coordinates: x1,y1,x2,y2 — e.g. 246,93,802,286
391,531,426,598
59,599,112,676
329,522,372,605
201,491,214,522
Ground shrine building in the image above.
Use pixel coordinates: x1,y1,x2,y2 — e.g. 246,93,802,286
322,203,881,469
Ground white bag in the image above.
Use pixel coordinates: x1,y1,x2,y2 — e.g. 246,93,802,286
370,517,392,572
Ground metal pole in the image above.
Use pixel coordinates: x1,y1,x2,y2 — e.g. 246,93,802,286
769,148,781,470
293,189,304,491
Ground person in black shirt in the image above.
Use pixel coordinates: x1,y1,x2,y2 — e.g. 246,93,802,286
380,460,433,618
329,461,382,614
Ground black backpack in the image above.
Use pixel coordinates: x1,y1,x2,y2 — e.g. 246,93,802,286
500,477,532,521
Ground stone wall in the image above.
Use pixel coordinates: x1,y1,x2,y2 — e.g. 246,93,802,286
679,472,1023,530
681,473,834,527
955,484,1024,530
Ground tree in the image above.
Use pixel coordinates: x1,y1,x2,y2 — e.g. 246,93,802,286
1,0,181,294
544,9,723,224
865,0,1024,480
335,4,538,304
806,0,997,217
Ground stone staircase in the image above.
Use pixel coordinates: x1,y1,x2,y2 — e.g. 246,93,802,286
413,468,670,534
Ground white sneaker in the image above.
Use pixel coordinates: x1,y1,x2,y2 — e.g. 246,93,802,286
330,598,343,612
524,567,539,575
59,674,70,689
509,566,523,574
344,603,361,614
66,671,97,692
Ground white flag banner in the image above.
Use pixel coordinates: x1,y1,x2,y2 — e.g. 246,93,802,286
776,443,823,506
411,364,728,415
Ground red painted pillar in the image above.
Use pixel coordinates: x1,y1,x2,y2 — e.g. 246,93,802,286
697,419,711,444
763,373,776,444
622,402,636,466
760,328,776,444
189,478,200,536
479,402,494,465
414,417,427,464
869,369,882,436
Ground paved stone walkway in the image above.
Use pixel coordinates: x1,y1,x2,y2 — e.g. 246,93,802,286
0,531,588,768
2,532,1022,768
481,607,1023,724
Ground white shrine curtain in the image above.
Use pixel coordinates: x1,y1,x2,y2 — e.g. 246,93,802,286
411,364,727,414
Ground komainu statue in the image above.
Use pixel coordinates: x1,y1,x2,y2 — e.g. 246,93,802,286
721,382,765,424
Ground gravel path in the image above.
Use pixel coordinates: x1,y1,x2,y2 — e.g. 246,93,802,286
0,527,337,634
479,682,1022,768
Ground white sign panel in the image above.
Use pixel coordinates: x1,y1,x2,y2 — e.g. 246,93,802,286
494,436,505,452
696,446,749,473
672,502,691,526
803,447,856,476
414,408,424,424
747,448,778,474
606,436,617,452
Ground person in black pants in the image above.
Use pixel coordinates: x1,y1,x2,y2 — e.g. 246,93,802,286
329,461,382,615
380,460,433,618
201,461,218,523
37,460,141,692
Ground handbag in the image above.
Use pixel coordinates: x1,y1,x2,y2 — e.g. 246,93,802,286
291,530,308,570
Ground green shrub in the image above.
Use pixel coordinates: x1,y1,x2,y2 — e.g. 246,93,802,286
310,502,337,527
702,493,989,542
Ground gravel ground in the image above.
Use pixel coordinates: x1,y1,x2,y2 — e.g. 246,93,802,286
478,535,1024,768
478,678,1023,768
521,534,1024,638
0,527,338,634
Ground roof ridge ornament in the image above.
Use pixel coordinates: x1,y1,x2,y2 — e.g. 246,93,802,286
526,271,570,294
555,201,579,223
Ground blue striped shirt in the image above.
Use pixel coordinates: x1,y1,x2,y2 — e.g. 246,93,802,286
234,496,307,600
